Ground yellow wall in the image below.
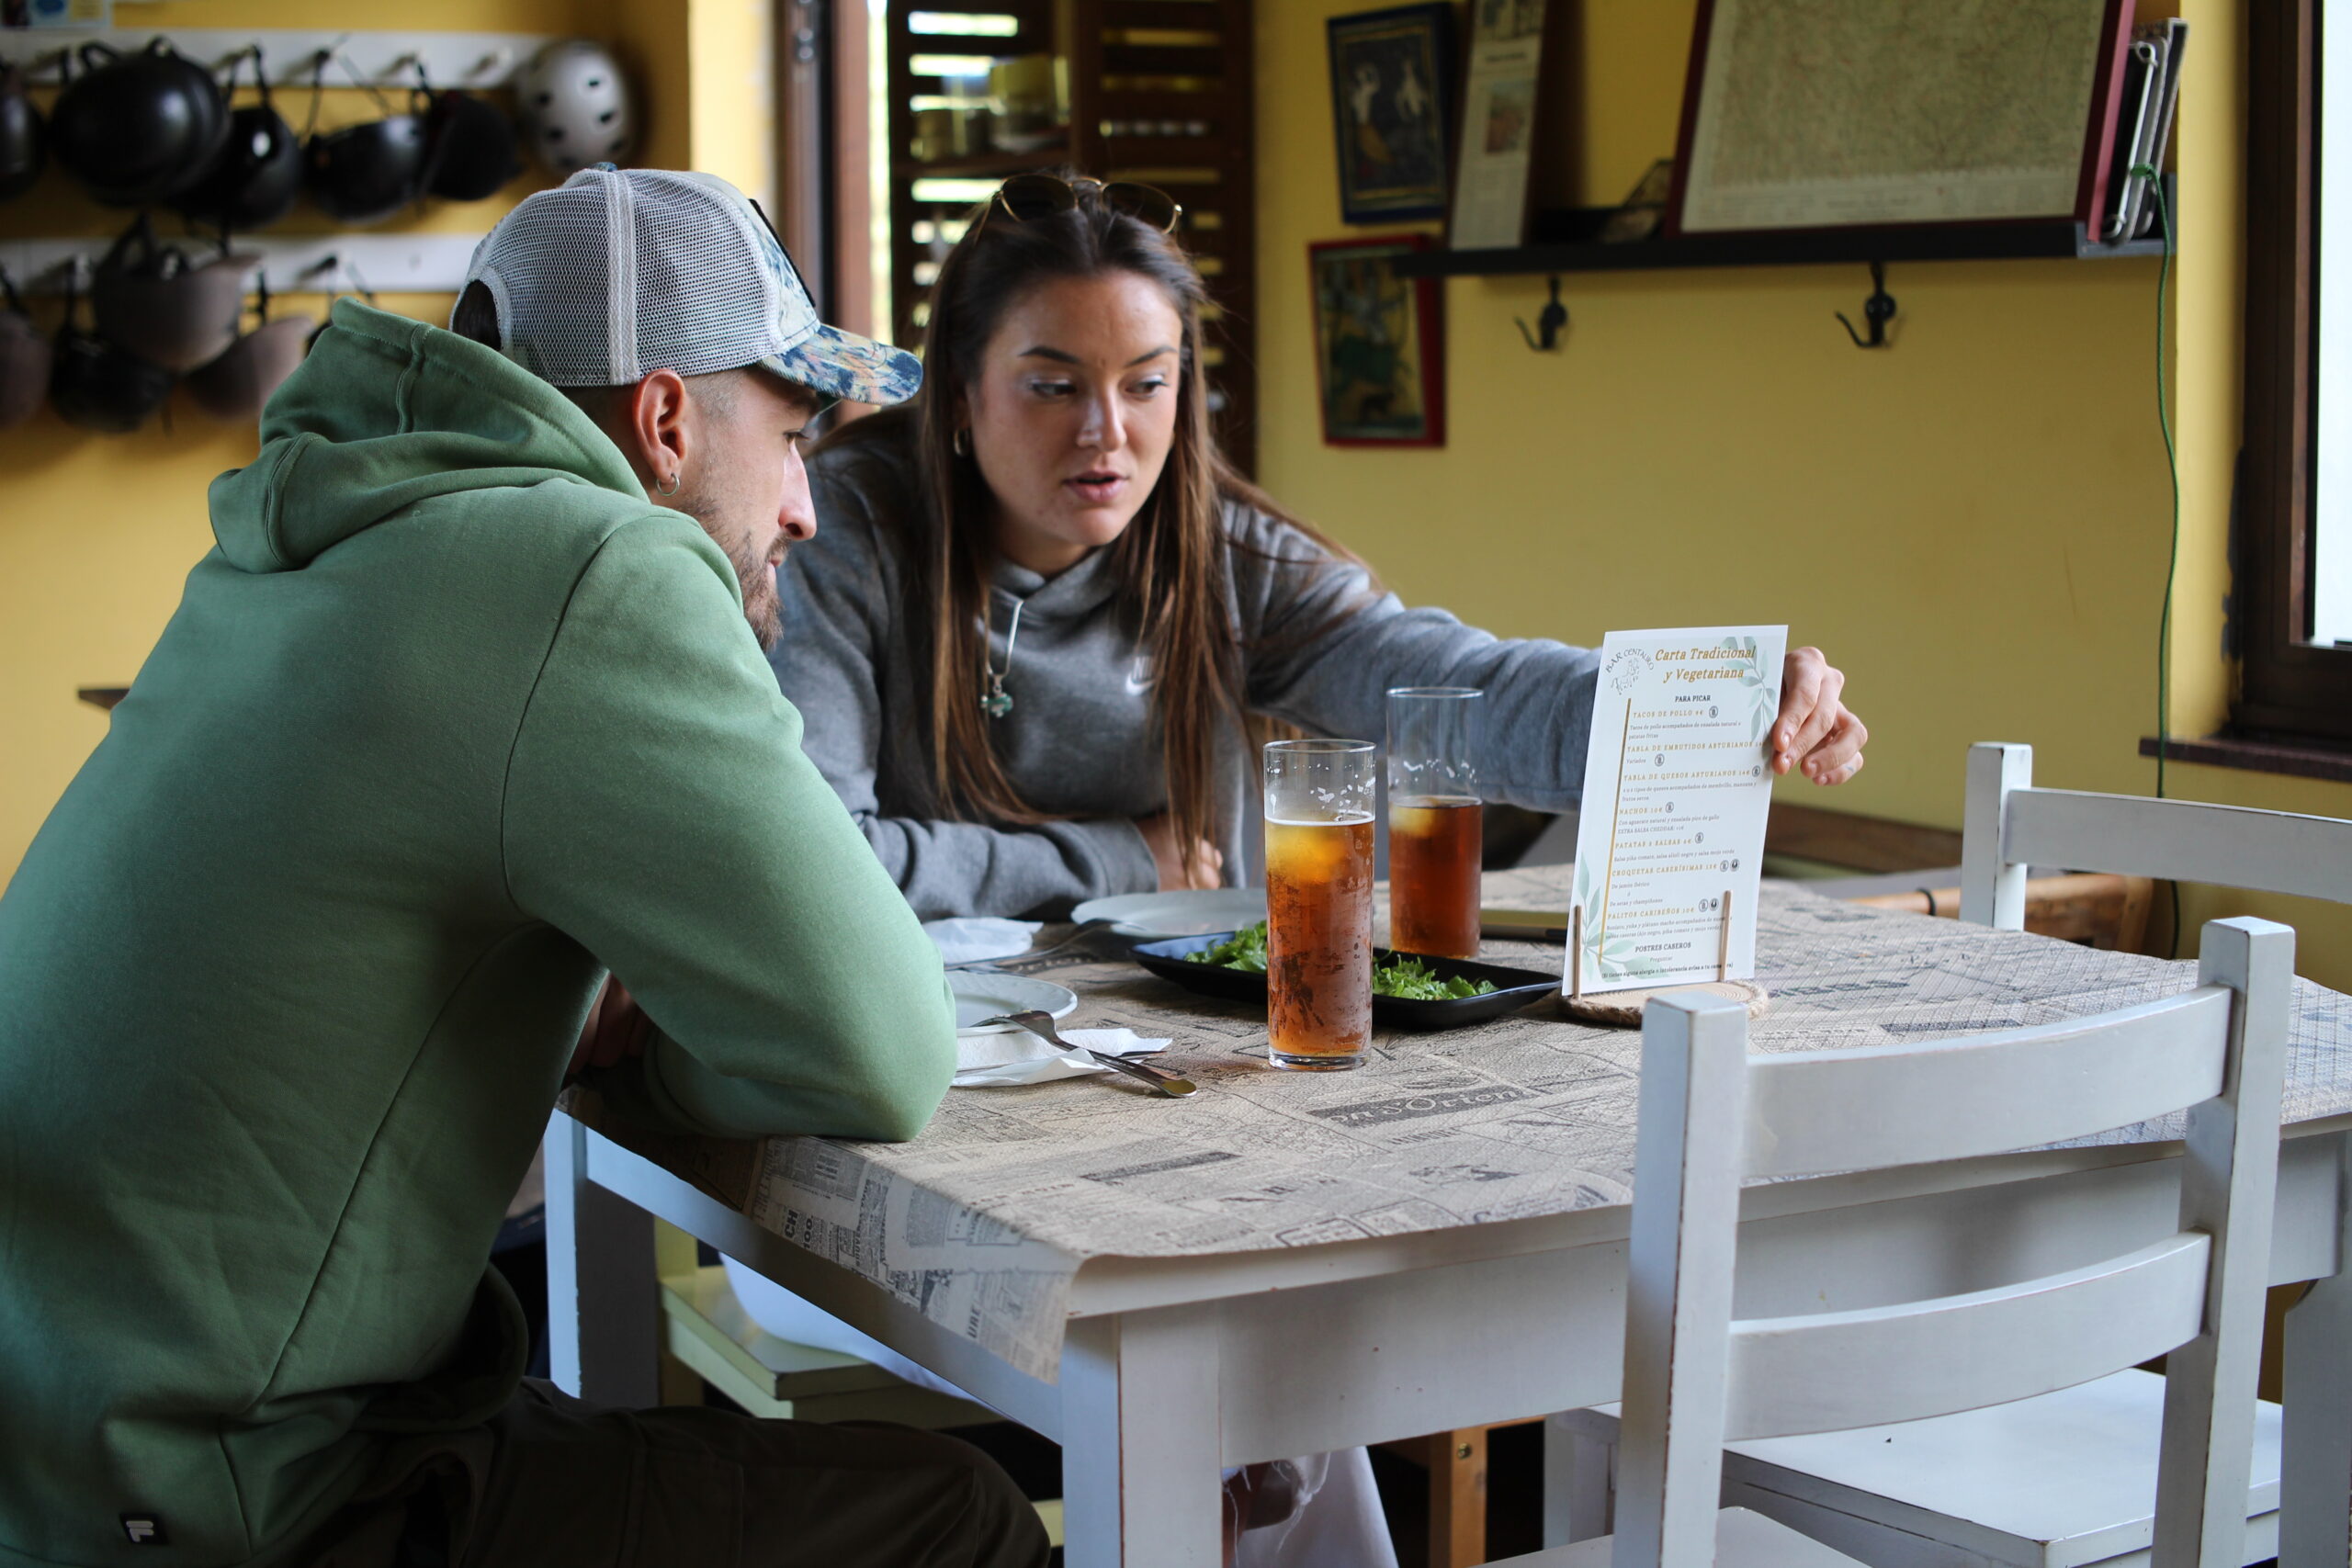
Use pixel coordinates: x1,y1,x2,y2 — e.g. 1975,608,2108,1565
1255,0,2352,988
4,2,2343,992
0,0,768,887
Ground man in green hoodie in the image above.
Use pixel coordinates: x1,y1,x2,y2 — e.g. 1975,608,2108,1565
0,169,1046,1568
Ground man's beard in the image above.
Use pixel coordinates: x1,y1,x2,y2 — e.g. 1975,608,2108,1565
682,494,784,650
728,536,784,651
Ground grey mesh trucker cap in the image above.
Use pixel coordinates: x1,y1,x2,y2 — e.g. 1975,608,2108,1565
458,166,921,405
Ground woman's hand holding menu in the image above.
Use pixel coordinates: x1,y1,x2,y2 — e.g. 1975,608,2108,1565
1773,647,1868,785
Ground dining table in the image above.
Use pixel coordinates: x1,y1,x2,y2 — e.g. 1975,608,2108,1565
544,865,2352,1568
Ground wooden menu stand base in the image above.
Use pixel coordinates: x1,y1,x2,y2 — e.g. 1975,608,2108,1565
1567,887,1767,1026
1563,978,1771,1028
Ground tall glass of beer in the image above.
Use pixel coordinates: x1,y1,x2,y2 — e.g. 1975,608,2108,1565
1263,739,1376,1071
1385,687,1484,959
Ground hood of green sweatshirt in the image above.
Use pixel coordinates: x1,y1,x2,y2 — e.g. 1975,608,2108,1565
208,299,647,574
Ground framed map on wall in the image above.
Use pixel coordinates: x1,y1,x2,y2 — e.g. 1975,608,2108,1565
1669,0,2135,236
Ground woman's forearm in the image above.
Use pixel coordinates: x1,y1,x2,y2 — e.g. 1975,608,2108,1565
850,808,1160,920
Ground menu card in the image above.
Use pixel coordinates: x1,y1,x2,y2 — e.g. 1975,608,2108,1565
1566,626,1786,995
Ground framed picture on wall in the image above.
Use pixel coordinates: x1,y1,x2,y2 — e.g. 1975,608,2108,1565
1328,3,1457,223
1308,234,1444,447
1669,0,2135,236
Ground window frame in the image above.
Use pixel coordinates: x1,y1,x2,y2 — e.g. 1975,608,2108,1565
772,0,876,334
2241,0,2352,743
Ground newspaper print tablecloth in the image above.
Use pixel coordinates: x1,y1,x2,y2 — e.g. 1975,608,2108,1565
598,873,2352,1382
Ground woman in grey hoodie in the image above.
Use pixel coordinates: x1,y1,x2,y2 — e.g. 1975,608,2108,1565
773,173,1867,923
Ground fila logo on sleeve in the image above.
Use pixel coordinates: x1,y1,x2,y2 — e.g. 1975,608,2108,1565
120,1514,168,1546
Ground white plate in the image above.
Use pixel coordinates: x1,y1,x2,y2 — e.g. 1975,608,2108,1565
1070,887,1268,939
947,972,1081,1035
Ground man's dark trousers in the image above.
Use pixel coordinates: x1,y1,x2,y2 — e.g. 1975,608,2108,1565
316,1380,1053,1568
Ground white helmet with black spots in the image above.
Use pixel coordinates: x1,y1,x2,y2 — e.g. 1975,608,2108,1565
518,40,635,175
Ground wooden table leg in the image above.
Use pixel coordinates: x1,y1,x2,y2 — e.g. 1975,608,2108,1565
2281,1131,2352,1568
1427,1427,1487,1568
1061,1307,1225,1567
543,1111,660,1406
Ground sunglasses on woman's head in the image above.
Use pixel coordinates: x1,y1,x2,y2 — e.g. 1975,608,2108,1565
985,174,1182,234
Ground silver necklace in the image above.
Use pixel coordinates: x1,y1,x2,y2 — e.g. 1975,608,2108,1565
980,595,1025,719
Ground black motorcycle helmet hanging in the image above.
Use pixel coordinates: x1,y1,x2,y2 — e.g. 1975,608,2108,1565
51,260,175,434
50,39,230,208
0,61,45,204
303,52,427,226
422,83,521,202
173,46,302,234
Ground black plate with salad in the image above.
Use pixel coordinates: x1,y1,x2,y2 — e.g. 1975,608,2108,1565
1131,923,1558,1032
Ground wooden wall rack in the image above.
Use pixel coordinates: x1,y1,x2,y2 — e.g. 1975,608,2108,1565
0,28,552,86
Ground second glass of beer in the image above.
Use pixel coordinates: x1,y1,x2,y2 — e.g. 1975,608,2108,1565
1386,687,1484,959
1263,739,1376,1070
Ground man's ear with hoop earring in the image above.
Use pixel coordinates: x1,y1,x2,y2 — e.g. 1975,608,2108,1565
656,468,682,496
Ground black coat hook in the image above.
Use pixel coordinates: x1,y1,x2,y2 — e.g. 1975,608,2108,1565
1515,276,1568,352
1837,261,1896,348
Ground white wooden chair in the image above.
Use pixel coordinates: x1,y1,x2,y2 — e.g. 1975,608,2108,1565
1630,745,2349,1568
1508,914,2291,1568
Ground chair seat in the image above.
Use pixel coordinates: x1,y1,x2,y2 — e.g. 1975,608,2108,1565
1721,1370,2281,1568
1497,1506,1864,1565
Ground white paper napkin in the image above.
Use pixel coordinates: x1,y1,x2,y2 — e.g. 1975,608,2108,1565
953,1027,1170,1089
922,917,1044,966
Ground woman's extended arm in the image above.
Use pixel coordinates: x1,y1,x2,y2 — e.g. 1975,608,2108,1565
1231,508,1864,809
1233,510,1602,812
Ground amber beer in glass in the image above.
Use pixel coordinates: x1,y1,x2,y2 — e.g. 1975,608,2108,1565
1385,687,1484,959
1263,739,1376,1070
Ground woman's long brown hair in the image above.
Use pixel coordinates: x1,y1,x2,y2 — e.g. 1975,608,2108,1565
820,175,1357,881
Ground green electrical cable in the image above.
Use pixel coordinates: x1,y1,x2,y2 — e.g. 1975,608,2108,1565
2135,164,2178,806
2132,164,2181,956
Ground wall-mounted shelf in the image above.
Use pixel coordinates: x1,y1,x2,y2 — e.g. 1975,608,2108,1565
1394,186,2173,280
0,28,559,87
1,233,490,296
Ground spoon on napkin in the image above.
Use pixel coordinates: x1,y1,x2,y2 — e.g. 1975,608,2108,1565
977,1011,1198,1097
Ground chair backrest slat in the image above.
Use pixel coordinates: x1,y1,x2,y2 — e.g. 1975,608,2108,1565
2006,788,2352,904
1724,1233,2209,1439
1961,741,2352,925
1744,988,2230,1178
